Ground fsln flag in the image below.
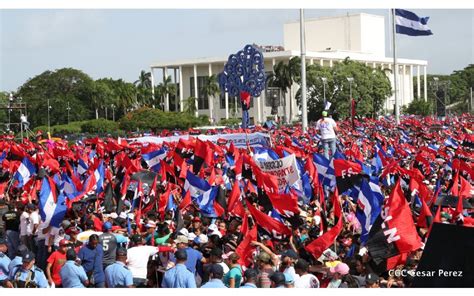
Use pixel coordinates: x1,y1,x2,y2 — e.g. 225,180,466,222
395,9,433,36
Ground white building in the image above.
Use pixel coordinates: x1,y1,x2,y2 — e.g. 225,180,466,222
150,13,428,124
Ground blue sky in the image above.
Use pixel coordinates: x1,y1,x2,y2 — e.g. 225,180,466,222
0,9,472,91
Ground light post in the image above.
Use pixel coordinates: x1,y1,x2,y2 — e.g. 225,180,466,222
347,77,354,128
66,101,71,124
111,104,115,121
47,98,52,134
321,77,328,108
433,77,439,116
7,93,13,131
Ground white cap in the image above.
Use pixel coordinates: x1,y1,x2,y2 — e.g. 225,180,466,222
187,233,197,241
178,228,189,237
194,234,208,244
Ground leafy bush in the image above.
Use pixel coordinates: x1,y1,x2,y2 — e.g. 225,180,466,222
80,119,119,133
118,107,209,131
405,99,433,116
218,118,241,126
33,121,83,135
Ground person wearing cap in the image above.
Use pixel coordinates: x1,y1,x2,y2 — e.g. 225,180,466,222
365,273,380,288
144,220,158,245
316,110,339,159
280,249,299,280
174,234,206,278
66,226,83,250
78,234,106,288
127,233,173,287
8,251,48,288
2,202,20,259
99,221,118,270
255,251,274,288
201,264,227,288
240,268,258,288
223,252,242,288
0,238,11,286
8,244,28,274
294,259,319,288
327,262,350,288
59,248,89,288
162,249,196,288
270,272,286,288
104,248,133,288
46,238,70,287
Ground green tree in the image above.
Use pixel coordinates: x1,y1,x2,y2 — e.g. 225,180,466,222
134,70,153,107
298,58,391,122
405,99,433,116
16,68,92,127
156,75,177,111
201,74,220,123
184,96,197,115
91,80,114,120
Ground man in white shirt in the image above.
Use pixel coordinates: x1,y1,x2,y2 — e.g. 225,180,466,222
294,259,319,288
19,204,37,251
315,111,339,159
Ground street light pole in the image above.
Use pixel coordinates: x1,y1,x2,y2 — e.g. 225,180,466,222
321,77,327,108
300,8,308,132
66,101,71,124
47,98,51,134
111,104,115,121
347,77,354,128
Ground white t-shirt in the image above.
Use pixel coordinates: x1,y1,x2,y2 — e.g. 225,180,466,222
29,211,40,235
316,118,337,140
36,221,49,241
50,227,65,247
19,211,30,236
218,262,230,275
295,273,320,288
127,246,159,279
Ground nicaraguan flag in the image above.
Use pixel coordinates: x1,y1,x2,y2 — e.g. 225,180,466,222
142,148,167,171
77,159,88,175
14,157,36,188
355,178,383,244
39,177,67,228
94,161,105,195
253,147,279,163
196,186,219,217
184,170,211,198
395,9,433,36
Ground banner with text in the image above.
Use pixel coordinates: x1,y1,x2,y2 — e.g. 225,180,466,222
257,154,302,192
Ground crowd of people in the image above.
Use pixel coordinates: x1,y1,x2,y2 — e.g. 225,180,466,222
0,113,473,288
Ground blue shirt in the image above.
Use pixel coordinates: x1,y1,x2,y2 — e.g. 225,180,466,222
8,256,22,275
9,265,48,288
105,261,133,288
0,253,11,281
162,264,196,288
201,278,228,288
184,247,203,274
60,260,88,288
78,244,105,284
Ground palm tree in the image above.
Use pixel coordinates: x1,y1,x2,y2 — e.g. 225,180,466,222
201,74,220,124
156,75,176,111
134,70,152,106
184,96,197,115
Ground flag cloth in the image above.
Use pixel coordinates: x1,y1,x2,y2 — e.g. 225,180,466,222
14,157,36,188
395,9,433,36
355,178,383,243
235,226,257,267
305,190,343,259
39,177,67,228
245,200,291,236
142,148,166,171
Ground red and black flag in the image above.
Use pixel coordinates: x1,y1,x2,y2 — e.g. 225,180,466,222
333,159,363,193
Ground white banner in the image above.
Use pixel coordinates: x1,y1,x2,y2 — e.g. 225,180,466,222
129,132,271,148
256,154,302,192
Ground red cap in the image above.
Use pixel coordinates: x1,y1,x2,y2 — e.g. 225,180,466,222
59,239,71,246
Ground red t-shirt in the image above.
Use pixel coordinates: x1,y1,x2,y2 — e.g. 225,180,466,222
47,251,67,286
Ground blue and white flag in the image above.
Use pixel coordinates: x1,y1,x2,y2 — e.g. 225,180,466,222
355,178,384,244
14,157,36,188
39,177,67,228
142,148,167,171
395,9,433,36
94,161,105,195
196,186,219,217
184,170,211,198
77,159,88,175
253,147,279,163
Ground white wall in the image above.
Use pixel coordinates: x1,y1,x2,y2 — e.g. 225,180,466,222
284,14,385,56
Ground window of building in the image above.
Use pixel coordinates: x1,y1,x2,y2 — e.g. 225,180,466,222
190,77,209,110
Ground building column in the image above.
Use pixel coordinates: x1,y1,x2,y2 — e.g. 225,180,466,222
224,63,229,119
179,66,184,112
329,60,333,67
401,65,406,106
310,58,314,65
417,65,421,100
164,67,169,112
320,59,324,66
409,65,414,103
173,68,178,111
423,66,428,102
150,67,155,105
373,62,377,69
272,58,276,68
208,63,213,124
193,64,198,117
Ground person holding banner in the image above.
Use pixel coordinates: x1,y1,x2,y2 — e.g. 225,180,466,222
316,111,339,159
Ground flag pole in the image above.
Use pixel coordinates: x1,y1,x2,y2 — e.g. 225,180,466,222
392,9,400,125
300,8,308,133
